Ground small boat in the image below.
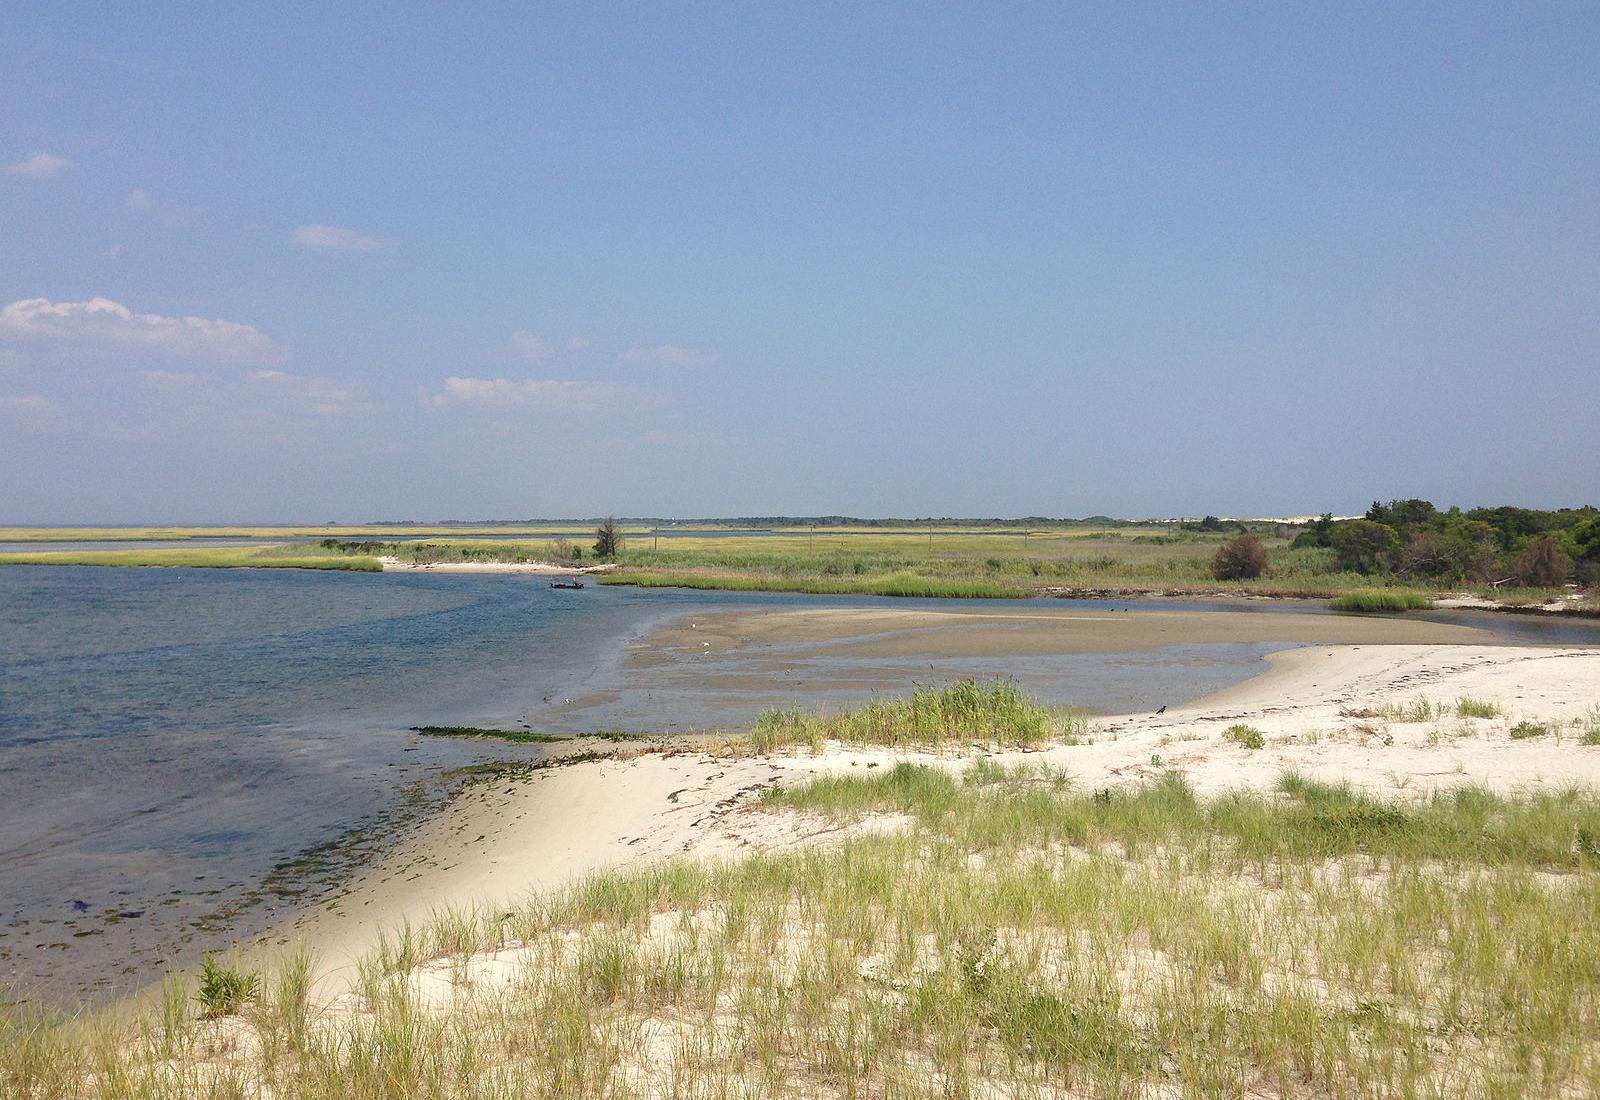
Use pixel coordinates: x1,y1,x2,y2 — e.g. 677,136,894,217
549,579,585,589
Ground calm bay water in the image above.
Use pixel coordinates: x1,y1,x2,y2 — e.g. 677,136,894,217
1,565,1593,1006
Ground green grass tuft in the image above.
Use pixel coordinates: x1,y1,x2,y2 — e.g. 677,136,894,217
195,953,259,1019
1328,588,1434,612
747,679,1085,754
1456,696,1503,718
1224,724,1266,750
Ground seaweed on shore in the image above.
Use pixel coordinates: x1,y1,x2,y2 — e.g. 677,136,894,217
412,725,658,744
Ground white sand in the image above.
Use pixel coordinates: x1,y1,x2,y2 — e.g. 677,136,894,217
267,643,1599,996
376,556,618,575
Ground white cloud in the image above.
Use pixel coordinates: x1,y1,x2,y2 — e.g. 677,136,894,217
293,223,384,251
512,332,594,362
0,394,54,413
4,152,69,179
0,297,282,363
620,343,718,369
423,376,635,413
511,331,549,363
246,369,371,416
127,188,203,227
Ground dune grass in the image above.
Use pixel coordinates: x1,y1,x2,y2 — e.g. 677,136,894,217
14,765,1597,1097
1329,587,1435,612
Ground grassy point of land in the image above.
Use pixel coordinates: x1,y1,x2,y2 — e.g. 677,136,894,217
0,544,382,571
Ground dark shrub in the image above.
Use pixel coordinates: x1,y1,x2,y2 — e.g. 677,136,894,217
1330,519,1400,574
1212,535,1267,580
1514,535,1569,587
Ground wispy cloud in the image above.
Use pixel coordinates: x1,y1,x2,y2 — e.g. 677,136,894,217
3,152,69,179
511,331,549,363
127,188,203,228
247,369,372,416
423,376,636,413
620,343,718,369
640,429,744,448
0,394,55,414
0,297,282,363
137,368,201,391
512,332,594,363
293,223,385,251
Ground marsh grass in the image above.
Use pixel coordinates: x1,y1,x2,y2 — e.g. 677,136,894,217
0,545,381,571
601,569,1024,599
1328,588,1435,612
14,766,1598,1098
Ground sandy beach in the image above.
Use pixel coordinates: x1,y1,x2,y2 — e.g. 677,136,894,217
376,556,618,575
268,639,1600,999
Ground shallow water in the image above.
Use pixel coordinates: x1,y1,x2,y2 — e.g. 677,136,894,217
0,566,1593,1007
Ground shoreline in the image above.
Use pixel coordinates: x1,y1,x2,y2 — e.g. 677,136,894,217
250,641,1600,1003
375,556,619,575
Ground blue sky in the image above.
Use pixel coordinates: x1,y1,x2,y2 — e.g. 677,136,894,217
3,3,1596,522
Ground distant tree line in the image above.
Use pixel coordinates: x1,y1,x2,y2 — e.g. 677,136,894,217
1292,500,1600,587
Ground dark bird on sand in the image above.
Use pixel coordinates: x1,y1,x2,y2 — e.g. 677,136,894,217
1155,705,1166,714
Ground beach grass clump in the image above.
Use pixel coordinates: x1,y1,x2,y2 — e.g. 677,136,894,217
748,680,1085,754
194,953,259,1018
1223,723,1266,750
1366,697,1442,722
1456,696,1503,718
8,765,1600,1097
1328,588,1434,612
1510,720,1553,740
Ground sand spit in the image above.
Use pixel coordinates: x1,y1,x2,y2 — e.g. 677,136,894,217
634,604,1503,664
376,556,619,575
268,642,1600,999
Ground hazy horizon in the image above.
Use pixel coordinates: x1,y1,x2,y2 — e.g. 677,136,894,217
4,5,1597,524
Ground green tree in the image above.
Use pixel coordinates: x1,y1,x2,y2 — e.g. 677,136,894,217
593,517,624,559
1291,512,1335,549
1330,519,1400,574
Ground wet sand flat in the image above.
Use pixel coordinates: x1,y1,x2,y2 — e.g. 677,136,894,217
634,605,1502,665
